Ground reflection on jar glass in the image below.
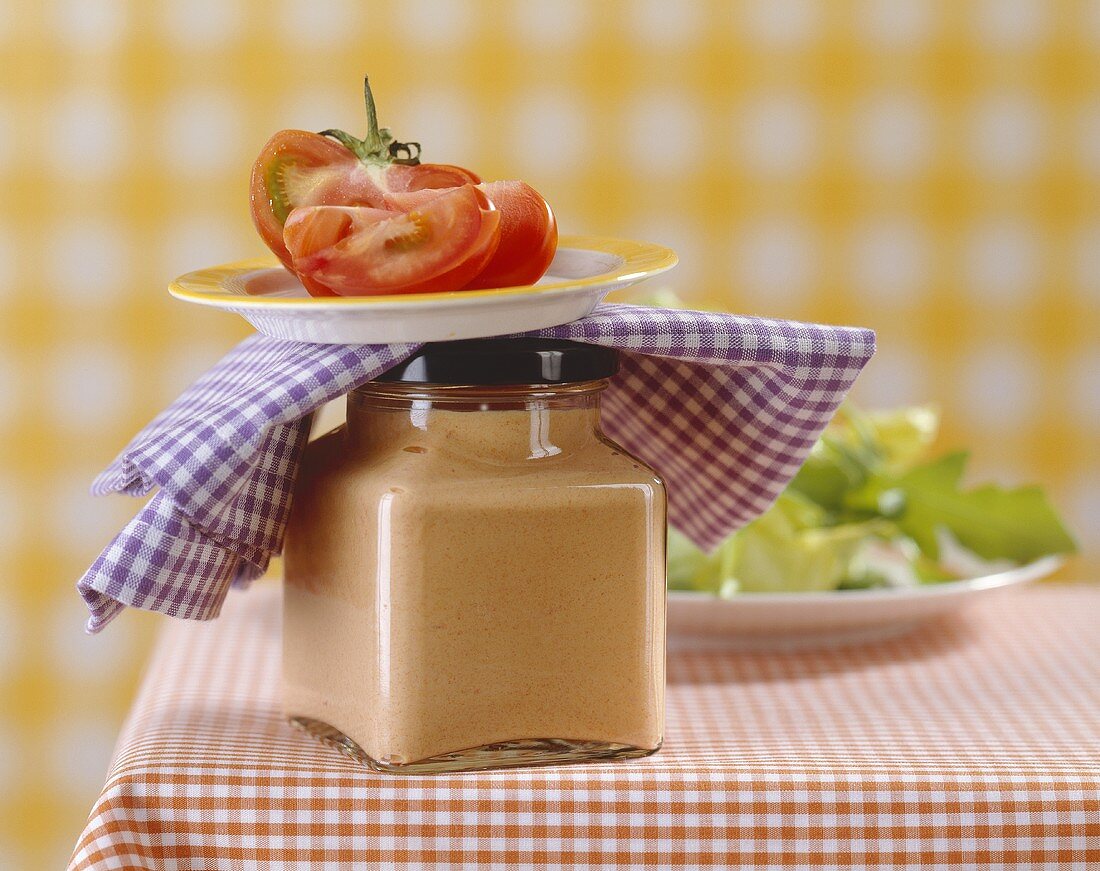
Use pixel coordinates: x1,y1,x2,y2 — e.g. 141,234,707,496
283,339,666,773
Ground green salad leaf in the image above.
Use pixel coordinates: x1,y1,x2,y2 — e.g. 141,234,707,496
850,452,1078,564
788,405,939,513
667,527,725,593
723,491,886,592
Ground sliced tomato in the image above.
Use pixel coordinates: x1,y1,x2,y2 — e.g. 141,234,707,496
250,135,482,272
380,187,455,212
465,180,557,289
249,79,555,296
279,205,395,297
392,205,501,295
385,162,482,193
249,130,390,269
283,185,501,296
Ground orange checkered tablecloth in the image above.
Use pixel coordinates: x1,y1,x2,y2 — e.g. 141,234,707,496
70,583,1100,869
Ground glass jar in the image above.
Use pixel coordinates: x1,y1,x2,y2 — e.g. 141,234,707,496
282,338,666,774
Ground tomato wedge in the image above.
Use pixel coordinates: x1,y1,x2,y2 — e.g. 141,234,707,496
283,185,501,296
385,162,482,193
467,180,557,289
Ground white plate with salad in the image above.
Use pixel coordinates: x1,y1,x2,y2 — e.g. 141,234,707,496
666,403,1076,649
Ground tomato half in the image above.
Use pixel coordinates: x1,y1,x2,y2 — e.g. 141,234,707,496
466,180,557,289
249,131,387,270
249,132,486,271
249,79,483,273
283,185,501,296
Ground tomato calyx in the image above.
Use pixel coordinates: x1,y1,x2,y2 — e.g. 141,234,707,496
317,76,422,168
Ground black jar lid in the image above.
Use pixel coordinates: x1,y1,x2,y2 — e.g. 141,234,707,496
374,338,619,386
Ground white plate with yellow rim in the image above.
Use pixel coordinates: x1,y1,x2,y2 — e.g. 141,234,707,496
666,557,1063,650
169,235,677,345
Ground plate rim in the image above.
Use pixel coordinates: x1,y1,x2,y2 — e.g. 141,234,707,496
667,555,1064,607
168,235,678,309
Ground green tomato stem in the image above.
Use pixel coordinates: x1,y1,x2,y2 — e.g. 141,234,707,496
318,76,421,167
361,75,384,154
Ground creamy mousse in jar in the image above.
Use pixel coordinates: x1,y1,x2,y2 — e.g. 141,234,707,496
282,338,666,773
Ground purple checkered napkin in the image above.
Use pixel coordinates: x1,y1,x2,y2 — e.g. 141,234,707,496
77,303,874,632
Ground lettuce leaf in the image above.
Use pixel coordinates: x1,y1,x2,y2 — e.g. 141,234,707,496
726,492,884,593
666,527,723,592
865,405,940,471
789,405,939,512
671,492,887,595
849,451,1078,563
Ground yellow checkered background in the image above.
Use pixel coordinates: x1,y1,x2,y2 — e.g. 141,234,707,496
1,0,1097,865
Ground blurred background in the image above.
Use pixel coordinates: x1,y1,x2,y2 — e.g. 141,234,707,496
1,0,1097,865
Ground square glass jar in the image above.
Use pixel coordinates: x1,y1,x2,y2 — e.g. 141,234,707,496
282,339,666,773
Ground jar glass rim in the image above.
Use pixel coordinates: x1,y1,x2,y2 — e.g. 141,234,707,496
349,379,609,408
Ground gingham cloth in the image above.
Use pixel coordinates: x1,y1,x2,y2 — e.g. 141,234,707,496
69,582,1100,869
77,304,874,632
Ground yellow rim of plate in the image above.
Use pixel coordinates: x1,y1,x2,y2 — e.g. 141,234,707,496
168,235,678,307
